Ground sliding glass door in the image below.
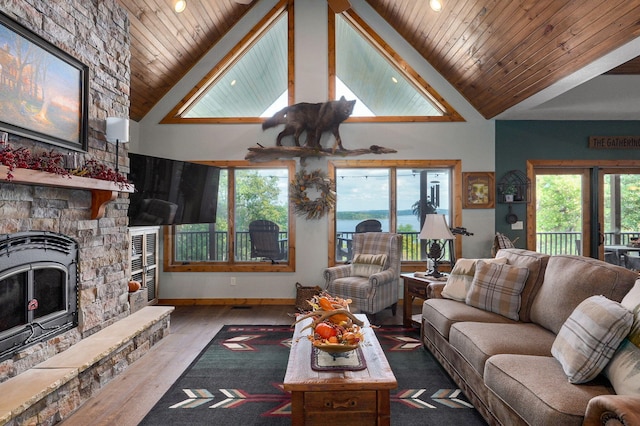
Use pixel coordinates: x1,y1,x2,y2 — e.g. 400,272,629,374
600,169,640,268
529,161,640,270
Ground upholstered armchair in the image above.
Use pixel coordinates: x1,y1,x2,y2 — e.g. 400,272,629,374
323,232,402,316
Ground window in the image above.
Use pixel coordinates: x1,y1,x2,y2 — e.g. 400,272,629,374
328,160,462,269
161,0,294,123
329,10,463,122
165,161,296,272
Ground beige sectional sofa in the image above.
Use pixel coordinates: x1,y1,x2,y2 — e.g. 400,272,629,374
421,248,640,426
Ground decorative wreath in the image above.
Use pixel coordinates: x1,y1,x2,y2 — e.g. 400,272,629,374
290,169,336,220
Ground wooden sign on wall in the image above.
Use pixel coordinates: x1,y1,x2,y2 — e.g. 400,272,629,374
589,136,640,149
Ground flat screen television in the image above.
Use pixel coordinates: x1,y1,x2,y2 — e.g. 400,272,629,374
127,153,220,226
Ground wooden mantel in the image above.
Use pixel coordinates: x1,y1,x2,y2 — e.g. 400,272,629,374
0,166,134,219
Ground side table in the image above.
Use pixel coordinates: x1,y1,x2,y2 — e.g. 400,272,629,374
401,272,448,327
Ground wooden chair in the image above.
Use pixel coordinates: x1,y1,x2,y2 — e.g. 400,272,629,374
623,254,640,271
604,251,619,265
355,219,382,233
248,220,287,263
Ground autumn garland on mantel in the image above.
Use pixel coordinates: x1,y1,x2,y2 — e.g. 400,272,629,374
290,169,336,220
0,143,129,189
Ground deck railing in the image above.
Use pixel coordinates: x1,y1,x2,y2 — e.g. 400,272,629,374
174,230,287,261
537,232,639,256
174,230,639,262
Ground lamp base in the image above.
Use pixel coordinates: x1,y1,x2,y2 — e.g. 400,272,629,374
426,256,444,278
427,266,444,279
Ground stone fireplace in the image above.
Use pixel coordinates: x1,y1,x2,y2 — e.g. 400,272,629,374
0,0,133,383
0,2,174,423
0,231,79,362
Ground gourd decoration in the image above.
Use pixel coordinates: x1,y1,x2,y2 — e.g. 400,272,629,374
128,280,141,292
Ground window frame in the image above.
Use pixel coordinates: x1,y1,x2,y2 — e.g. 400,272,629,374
160,0,294,124
164,160,296,272
327,159,462,271
328,9,463,123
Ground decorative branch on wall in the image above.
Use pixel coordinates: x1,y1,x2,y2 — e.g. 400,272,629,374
245,144,397,163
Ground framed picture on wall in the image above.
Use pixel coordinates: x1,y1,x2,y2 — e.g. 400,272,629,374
0,12,88,151
463,172,495,209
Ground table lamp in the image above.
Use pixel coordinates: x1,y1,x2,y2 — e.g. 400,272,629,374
419,214,455,278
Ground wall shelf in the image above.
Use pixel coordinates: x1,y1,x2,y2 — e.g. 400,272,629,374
497,169,530,204
0,166,134,219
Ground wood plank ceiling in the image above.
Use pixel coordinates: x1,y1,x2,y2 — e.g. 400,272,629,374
120,0,640,122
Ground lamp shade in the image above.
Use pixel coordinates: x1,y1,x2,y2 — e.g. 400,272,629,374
419,214,455,240
106,117,129,142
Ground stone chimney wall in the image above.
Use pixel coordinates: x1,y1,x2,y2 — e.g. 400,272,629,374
0,0,131,382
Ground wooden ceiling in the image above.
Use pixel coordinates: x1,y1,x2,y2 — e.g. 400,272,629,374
120,0,640,122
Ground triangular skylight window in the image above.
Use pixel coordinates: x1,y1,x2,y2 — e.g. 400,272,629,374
162,0,292,123
330,11,462,121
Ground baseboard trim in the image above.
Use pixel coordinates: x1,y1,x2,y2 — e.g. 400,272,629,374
158,298,296,306
159,298,411,306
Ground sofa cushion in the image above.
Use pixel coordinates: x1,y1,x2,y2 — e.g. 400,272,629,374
351,253,387,277
465,260,529,320
604,279,640,395
450,322,556,376
551,295,633,384
530,255,637,334
485,354,614,426
495,248,550,323
441,257,508,301
422,298,515,340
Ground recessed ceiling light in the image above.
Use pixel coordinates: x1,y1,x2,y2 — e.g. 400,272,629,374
230,79,237,86
429,0,442,12
391,77,398,84
173,0,187,13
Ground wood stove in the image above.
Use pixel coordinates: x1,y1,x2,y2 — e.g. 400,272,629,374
0,231,78,361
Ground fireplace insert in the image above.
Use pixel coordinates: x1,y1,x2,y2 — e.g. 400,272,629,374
0,231,79,361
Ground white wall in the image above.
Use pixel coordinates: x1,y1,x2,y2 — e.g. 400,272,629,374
136,0,496,301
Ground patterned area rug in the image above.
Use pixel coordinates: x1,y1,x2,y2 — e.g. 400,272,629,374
140,325,487,425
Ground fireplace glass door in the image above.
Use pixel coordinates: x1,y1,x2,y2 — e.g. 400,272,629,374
0,231,78,361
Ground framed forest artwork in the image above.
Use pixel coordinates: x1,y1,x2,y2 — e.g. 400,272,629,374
463,172,495,209
0,12,88,151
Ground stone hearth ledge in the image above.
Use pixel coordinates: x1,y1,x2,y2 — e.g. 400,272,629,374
0,305,174,425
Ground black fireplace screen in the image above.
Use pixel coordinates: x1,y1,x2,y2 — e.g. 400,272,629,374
0,231,78,361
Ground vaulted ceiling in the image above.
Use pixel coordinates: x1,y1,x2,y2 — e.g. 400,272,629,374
119,0,640,122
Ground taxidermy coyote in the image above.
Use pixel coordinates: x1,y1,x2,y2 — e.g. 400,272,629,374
262,96,356,151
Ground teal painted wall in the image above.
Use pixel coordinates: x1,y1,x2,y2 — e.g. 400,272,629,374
495,121,640,247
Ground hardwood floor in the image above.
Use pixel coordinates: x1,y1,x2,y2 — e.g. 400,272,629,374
60,304,405,426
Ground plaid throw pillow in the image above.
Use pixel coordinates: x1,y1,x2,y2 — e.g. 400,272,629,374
465,260,529,320
552,295,633,384
441,257,508,301
495,232,515,249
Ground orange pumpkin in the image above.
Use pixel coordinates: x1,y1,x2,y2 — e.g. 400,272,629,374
128,280,141,292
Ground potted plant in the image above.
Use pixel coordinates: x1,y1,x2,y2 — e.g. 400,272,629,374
502,184,517,202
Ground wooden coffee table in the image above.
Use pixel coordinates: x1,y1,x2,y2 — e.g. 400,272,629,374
283,315,397,425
